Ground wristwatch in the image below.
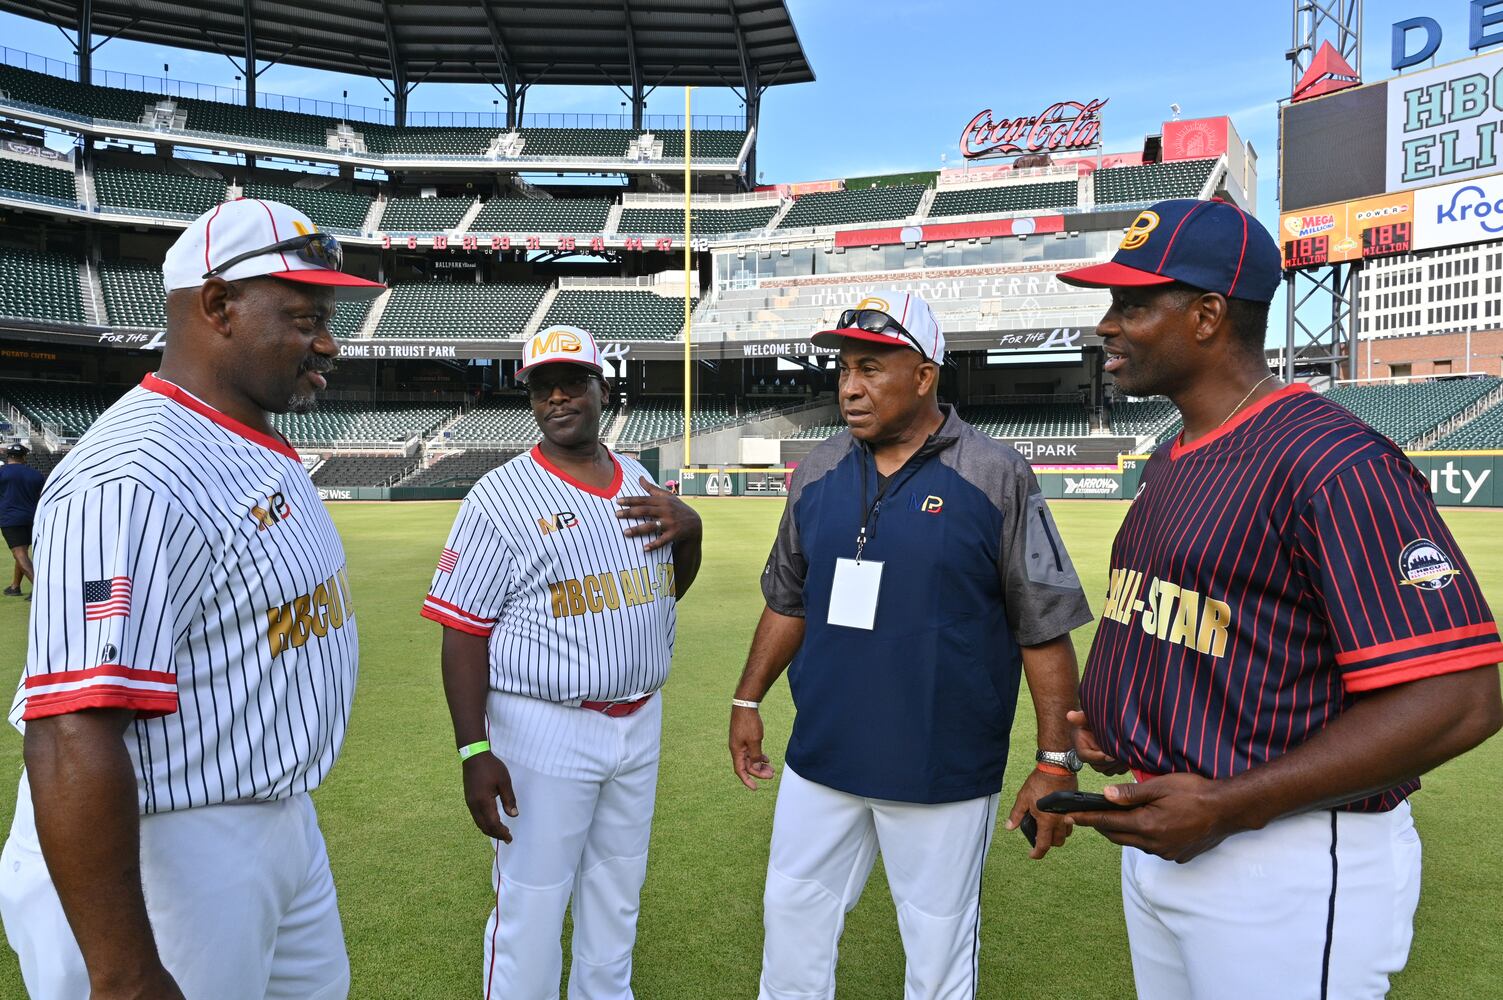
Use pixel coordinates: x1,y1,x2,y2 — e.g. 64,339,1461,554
1036,748,1082,773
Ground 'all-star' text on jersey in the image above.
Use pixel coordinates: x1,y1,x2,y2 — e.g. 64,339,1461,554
9,373,359,815
1080,384,1502,811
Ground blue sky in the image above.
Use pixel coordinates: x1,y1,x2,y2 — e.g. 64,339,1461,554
0,0,1492,337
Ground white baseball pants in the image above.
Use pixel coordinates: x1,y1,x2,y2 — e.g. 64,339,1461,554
0,772,348,999
758,765,999,1000
480,690,663,1000
1123,800,1422,999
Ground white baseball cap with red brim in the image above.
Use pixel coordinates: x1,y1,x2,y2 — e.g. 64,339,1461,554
515,325,605,382
811,291,946,364
163,199,386,300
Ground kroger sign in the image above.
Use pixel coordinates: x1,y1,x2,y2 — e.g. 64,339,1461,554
1415,173,1503,248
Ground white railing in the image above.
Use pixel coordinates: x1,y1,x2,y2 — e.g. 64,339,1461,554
622,191,782,207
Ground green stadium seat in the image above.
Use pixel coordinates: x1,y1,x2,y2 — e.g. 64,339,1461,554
312,455,420,487
0,380,126,437
380,196,473,232
95,164,226,219
1095,158,1218,205
400,450,521,487
957,403,1089,438
99,260,165,328
240,179,372,233
617,205,777,235
271,400,459,446
928,180,1077,217
617,399,736,445
1434,399,1503,449
0,156,78,207
1325,378,1501,446
777,184,926,229
538,290,693,342
0,248,84,326
471,198,611,233
374,284,548,339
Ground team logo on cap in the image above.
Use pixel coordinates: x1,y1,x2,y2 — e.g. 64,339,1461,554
854,295,891,314
1398,538,1460,590
292,219,320,237
532,327,583,356
1120,211,1161,251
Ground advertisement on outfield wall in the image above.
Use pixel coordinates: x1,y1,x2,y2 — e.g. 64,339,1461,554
1386,49,1503,192
1407,453,1503,506
1279,192,1415,266
1413,172,1503,250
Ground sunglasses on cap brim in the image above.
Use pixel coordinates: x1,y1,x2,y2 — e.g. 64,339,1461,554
203,232,344,280
836,308,930,359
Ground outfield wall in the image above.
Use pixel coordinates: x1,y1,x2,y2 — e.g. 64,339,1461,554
317,452,1503,507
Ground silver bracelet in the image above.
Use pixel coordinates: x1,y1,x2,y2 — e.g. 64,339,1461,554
731,698,760,710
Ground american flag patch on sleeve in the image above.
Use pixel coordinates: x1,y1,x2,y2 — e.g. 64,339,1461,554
438,548,460,574
84,577,132,621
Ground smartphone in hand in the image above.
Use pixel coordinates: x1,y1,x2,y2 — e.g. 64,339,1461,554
1036,790,1137,814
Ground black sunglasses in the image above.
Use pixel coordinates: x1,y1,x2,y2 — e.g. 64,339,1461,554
836,308,929,359
203,232,344,279
526,373,605,400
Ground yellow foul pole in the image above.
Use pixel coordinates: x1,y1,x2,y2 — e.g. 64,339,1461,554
682,88,693,472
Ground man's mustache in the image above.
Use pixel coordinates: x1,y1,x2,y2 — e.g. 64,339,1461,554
299,356,335,375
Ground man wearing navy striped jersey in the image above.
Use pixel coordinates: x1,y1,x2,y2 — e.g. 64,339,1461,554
422,325,703,999
1058,199,1503,999
731,293,1095,999
0,200,383,999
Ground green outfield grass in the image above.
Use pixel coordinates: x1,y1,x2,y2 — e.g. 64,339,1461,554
0,500,1499,998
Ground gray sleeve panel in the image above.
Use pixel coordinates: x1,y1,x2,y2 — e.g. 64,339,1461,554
940,428,1096,646
761,432,856,617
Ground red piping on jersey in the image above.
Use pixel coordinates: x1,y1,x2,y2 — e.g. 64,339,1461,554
420,604,493,637
1342,642,1503,693
529,444,623,499
141,373,301,462
423,593,498,624
24,664,176,687
24,688,177,721
1335,622,1499,665
1169,383,1313,460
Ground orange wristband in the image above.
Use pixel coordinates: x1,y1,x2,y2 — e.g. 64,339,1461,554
1035,762,1073,777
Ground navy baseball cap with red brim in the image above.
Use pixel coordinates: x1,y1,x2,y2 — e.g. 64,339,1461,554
1058,198,1281,304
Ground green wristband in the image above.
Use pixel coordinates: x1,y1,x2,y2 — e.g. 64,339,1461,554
458,740,491,762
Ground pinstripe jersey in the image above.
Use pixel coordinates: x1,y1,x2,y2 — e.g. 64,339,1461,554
421,445,676,703
8,373,359,814
1080,384,1502,811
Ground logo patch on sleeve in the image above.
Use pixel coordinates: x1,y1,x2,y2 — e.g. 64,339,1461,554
1398,538,1460,590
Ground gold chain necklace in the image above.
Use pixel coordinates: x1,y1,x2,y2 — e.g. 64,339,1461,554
1219,372,1278,428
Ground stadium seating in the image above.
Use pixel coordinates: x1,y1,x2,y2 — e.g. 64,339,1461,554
1324,378,1501,446
515,129,629,158
364,125,499,158
95,164,226,219
928,180,1078,217
99,260,165,327
0,380,126,437
443,398,538,443
0,156,78,206
271,400,458,445
957,403,1090,438
538,290,691,342
0,248,84,326
1094,158,1218,205
329,299,372,338
380,196,473,232
789,421,844,440
658,130,746,160
470,197,611,233
240,179,372,233
617,205,777,235
617,399,736,444
177,97,334,149
311,454,419,487
1434,403,1503,449
401,450,519,487
0,64,148,124
777,184,926,229
374,283,548,339
1108,398,1180,438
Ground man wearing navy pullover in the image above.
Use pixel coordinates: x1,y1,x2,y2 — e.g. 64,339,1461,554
729,292,1095,999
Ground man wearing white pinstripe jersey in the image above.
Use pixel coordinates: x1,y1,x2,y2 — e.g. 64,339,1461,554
422,324,703,1000
0,199,383,999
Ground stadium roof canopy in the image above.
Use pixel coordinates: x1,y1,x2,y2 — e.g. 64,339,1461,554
4,0,815,99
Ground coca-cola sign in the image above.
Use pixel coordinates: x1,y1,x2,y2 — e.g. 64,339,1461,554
960,99,1108,160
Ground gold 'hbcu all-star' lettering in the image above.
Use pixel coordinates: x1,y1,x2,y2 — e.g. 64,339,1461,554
1100,566,1231,658
547,564,676,619
267,569,356,658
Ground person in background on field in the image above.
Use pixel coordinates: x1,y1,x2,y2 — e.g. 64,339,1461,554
0,443,43,600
